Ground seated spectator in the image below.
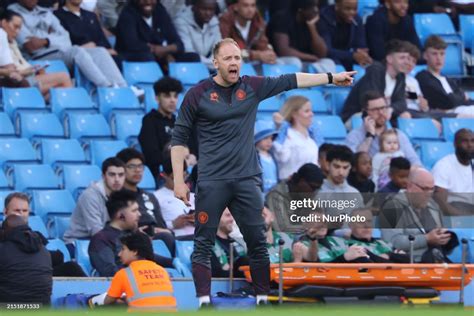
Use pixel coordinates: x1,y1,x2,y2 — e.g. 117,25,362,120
219,0,278,65
317,145,364,216
433,128,474,215
273,96,323,180
292,212,369,262
345,91,421,166
347,208,409,263
266,163,324,232
317,0,372,70
254,121,279,194
267,0,335,72
89,190,173,277
96,0,127,32
380,168,459,263
116,148,176,254
262,207,294,263
174,0,222,68
372,129,404,189
403,42,456,125
88,231,176,311
115,0,199,68
416,36,474,117
3,192,86,277
63,157,126,245
138,77,197,182
0,215,52,304
347,152,375,198
211,209,248,277
154,157,195,240
378,156,411,193
8,0,140,94
318,143,334,178
342,40,412,124
366,0,421,61
54,0,123,67
1,10,72,99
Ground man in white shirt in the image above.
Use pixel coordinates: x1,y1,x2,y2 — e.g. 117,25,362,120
0,15,27,88
154,157,195,239
433,128,474,215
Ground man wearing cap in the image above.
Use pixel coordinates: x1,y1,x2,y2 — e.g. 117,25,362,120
255,120,279,195
266,163,325,232
170,38,355,307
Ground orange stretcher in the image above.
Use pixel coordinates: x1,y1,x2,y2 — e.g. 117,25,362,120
240,263,474,291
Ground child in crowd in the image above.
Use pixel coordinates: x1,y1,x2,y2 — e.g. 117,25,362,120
255,120,279,194
378,157,411,193
372,129,404,189
318,143,334,178
348,152,375,203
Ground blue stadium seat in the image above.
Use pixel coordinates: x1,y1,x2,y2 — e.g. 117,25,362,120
258,96,281,112
262,64,299,77
414,13,457,45
0,170,9,189
16,112,64,139
0,191,14,210
419,141,454,170
152,240,191,278
139,166,156,191
442,118,474,142
75,239,93,276
175,240,193,270
122,61,163,88
50,216,71,240
397,118,440,142
0,138,38,167
50,88,96,117
61,165,102,198
143,86,158,113
169,62,208,86
448,228,474,263
0,112,15,137
410,64,427,77
312,116,347,143
97,87,142,118
13,164,59,191
29,60,69,74
89,140,128,167
46,238,71,262
32,190,75,224
29,215,49,238
240,63,257,76
326,87,350,116
284,89,330,114
110,113,143,146
358,0,379,19
442,42,465,76
352,64,366,82
74,65,94,94
2,87,47,118
65,113,112,141
40,139,87,166
459,15,474,51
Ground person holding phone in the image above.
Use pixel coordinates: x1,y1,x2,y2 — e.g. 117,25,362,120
0,10,72,100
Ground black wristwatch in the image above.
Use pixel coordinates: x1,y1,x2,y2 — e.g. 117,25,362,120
327,72,333,84
366,132,375,138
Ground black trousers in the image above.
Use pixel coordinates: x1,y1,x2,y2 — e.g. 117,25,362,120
191,176,269,297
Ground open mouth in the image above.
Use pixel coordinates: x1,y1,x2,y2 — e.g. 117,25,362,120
229,69,238,76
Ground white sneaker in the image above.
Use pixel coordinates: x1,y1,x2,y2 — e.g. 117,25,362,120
130,85,145,98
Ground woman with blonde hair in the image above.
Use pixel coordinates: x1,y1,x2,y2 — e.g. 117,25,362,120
273,95,324,180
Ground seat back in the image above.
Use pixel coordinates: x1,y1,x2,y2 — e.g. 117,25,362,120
0,112,15,137
459,15,474,50
13,164,59,191
122,61,164,87
29,60,69,74
2,87,46,118
46,238,71,262
262,64,299,76
110,113,143,143
139,166,156,191
442,118,474,142
17,112,64,139
61,165,102,197
285,90,330,114
414,13,457,45
89,140,128,167
75,239,92,276
240,63,257,76
65,113,112,140
50,216,71,240
0,138,37,167
169,62,209,85
420,141,454,170
397,118,440,142
29,215,49,238
313,116,347,142
175,240,194,270
97,87,142,117
50,88,95,116
41,139,87,166
32,189,75,222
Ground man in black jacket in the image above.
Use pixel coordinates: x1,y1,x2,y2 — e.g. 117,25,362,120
115,0,199,67
366,0,421,61
138,77,197,183
416,35,474,117
0,215,52,305
342,39,412,124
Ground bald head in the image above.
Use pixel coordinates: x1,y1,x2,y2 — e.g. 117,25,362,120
409,167,433,184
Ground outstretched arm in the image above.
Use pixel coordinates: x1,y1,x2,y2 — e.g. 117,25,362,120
296,71,356,88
